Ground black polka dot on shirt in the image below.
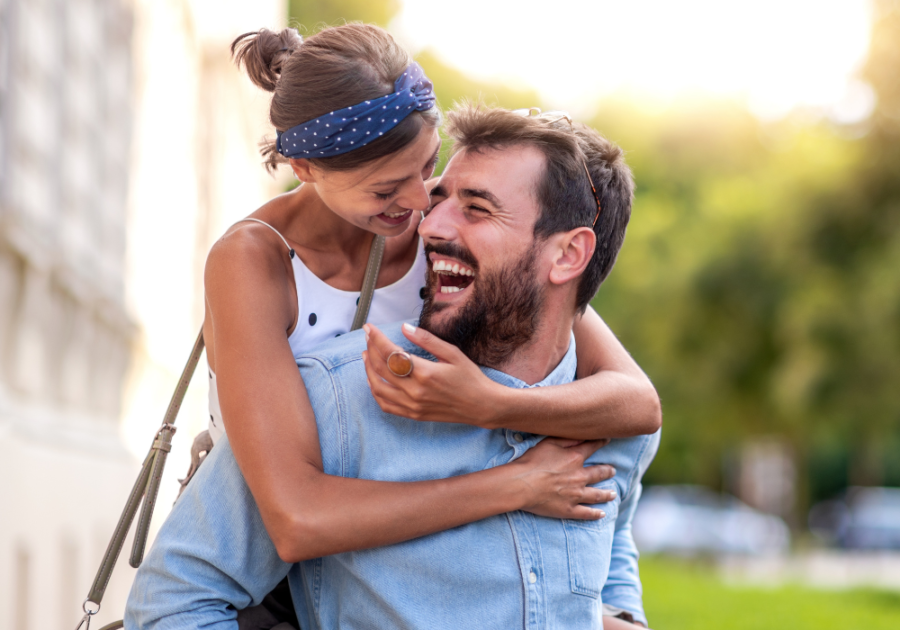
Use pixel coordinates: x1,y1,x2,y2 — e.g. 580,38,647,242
309,313,317,326
419,287,427,299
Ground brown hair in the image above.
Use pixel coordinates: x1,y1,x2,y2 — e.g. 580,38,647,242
445,105,635,313
231,24,441,173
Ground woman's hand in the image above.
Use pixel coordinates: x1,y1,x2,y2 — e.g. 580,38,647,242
362,322,505,428
512,437,616,520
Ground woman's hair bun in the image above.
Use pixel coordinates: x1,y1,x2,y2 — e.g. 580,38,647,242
231,28,303,93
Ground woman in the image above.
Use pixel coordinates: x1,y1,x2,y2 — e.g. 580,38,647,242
204,23,659,625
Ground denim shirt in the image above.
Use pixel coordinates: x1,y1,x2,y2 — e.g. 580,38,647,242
126,323,660,629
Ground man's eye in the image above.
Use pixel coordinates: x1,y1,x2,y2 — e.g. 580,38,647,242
468,205,489,214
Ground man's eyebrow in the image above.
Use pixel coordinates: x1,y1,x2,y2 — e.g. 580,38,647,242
460,188,503,209
430,184,447,197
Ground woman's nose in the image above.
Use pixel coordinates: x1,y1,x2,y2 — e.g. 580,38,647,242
398,180,431,211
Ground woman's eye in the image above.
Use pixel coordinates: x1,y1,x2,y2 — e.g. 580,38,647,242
374,190,398,200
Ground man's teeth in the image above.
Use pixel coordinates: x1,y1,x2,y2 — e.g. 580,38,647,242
383,210,409,218
440,286,462,293
432,260,474,276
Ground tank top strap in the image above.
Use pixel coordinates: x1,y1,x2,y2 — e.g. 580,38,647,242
234,218,296,259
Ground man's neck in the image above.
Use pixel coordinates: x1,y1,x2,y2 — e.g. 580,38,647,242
489,315,575,386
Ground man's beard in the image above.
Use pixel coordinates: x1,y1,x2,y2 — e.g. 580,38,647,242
419,242,544,368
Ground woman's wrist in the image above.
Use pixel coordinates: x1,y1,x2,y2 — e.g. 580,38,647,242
476,378,515,430
494,457,535,512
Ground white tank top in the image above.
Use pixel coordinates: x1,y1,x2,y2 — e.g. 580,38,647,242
207,219,427,443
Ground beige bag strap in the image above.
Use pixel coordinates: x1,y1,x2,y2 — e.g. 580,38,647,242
351,234,386,331
74,232,385,629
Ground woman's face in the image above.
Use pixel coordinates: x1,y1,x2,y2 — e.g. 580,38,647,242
299,127,441,236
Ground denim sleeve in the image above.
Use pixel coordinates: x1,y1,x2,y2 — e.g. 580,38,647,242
602,481,647,626
601,430,661,627
124,437,291,630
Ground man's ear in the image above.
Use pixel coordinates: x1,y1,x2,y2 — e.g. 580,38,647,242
290,158,318,184
548,227,596,286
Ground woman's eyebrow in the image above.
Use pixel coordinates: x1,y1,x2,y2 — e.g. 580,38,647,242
369,175,410,187
370,141,440,188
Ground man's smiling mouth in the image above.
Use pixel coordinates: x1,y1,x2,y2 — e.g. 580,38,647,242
432,259,475,294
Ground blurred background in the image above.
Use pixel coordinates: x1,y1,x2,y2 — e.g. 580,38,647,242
0,0,898,628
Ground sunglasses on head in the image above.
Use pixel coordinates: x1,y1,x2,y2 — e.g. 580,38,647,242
512,108,602,226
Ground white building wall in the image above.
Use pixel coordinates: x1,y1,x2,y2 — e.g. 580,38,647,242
0,0,286,627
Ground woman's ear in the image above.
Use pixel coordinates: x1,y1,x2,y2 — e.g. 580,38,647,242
548,227,596,286
290,158,316,184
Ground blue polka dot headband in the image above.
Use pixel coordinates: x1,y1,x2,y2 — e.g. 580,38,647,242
276,62,436,159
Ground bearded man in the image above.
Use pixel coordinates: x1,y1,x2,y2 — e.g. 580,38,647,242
126,105,660,630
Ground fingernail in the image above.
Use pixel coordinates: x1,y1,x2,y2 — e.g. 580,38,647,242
609,490,617,499
598,510,606,519
403,323,417,334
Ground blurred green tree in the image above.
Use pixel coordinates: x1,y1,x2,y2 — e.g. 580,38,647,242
593,0,900,521
289,0,401,29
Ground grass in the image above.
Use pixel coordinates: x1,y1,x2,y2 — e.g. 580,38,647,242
640,556,900,629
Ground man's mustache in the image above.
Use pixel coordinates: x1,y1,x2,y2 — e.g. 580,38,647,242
423,242,479,271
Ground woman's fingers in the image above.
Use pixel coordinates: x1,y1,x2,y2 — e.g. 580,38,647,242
362,323,496,425
362,351,404,399
582,484,618,505
565,439,612,463
584,463,616,485
364,324,403,362
364,328,427,385
400,323,465,363
515,437,620,520
567,505,607,521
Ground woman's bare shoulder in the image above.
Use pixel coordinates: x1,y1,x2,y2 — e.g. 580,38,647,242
204,214,297,316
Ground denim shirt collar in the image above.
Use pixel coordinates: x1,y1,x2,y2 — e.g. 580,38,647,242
480,332,577,391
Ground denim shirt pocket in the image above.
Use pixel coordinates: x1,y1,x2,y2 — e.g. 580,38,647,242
563,480,620,598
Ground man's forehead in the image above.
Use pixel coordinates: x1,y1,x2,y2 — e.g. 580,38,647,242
440,145,545,203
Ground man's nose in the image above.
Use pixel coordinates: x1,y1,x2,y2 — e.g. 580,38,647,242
418,198,459,242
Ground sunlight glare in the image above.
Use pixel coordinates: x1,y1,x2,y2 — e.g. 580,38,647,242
392,0,873,120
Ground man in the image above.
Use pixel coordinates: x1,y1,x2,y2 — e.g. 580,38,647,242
126,105,659,629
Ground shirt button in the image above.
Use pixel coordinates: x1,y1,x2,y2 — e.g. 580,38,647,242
514,433,524,443
528,571,537,584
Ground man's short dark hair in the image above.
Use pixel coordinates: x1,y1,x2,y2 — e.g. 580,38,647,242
445,105,634,312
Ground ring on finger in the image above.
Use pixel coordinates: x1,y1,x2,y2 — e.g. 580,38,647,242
387,351,414,377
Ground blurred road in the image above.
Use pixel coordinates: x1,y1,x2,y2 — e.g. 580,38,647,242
719,551,900,590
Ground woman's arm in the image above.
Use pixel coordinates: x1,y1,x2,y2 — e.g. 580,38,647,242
205,225,615,562
363,307,662,440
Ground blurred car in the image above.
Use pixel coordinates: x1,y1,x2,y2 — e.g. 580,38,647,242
632,485,790,555
808,486,900,549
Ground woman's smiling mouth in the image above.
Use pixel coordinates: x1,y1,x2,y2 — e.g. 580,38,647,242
377,209,413,225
